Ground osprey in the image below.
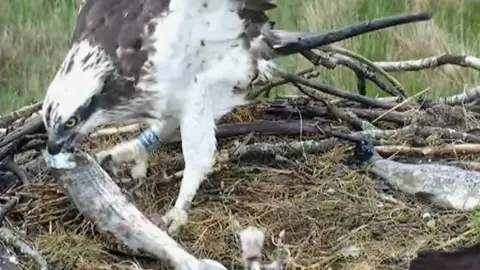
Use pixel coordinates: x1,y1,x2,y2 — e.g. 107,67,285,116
41,0,353,235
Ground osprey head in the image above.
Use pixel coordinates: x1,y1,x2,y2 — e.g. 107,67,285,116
42,40,138,155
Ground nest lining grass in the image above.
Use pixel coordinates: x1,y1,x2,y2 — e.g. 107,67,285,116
5,109,480,270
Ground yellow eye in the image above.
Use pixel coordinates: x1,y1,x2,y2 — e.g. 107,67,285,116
65,117,78,128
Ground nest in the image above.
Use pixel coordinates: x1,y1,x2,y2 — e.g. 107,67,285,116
1,100,479,270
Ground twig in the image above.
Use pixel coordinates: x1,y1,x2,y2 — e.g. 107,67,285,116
220,138,339,161
317,99,378,131
300,50,335,68
356,125,480,143
354,70,367,96
90,124,141,138
375,143,480,157
247,68,317,100
323,45,407,97
163,120,330,144
301,50,398,97
371,87,429,124
265,105,409,124
0,102,42,128
0,228,48,270
374,53,480,72
274,69,396,109
0,116,44,148
438,85,480,106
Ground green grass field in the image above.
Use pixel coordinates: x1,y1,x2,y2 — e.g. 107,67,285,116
2,0,480,114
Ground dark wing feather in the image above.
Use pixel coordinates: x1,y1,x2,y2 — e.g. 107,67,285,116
72,0,169,78
240,0,276,39
237,0,279,60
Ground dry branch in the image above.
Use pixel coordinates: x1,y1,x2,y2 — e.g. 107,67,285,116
356,125,480,143
300,49,399,97
274,69,397,110
438,85,480,106
375,143,480,157
322,45,407,97
0,116,44,148
374,53,480,72
0,228,48,270
276,11,431,54
0,102,42,128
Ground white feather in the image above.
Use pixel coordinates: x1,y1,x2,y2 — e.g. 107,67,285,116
42,40,112,127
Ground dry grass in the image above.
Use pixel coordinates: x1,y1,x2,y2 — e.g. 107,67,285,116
6,128,477,270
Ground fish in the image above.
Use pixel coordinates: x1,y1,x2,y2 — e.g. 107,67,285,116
354,139,480,211
45,151,226,270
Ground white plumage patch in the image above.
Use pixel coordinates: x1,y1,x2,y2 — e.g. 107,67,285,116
42,40,113,128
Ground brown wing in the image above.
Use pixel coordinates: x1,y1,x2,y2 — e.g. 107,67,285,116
238,0,278,60
72,0,170,78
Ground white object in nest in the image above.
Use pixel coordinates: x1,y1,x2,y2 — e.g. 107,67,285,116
44,151,77,169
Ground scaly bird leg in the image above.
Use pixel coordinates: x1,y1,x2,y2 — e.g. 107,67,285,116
160,75,217,235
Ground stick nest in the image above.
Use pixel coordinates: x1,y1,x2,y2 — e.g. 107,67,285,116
4,109,478,270
4,37,480,269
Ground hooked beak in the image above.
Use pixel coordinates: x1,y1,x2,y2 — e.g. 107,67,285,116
47,133,79,155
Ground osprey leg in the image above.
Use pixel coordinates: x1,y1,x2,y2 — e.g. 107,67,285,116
160,75,217,235
95,119,179,179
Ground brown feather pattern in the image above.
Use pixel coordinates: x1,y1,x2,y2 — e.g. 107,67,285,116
72,0,277,81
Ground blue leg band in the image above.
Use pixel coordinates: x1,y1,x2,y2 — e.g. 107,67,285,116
137,129,161,152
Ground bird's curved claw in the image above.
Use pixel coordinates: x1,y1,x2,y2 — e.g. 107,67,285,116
94,141,149,181
159,207,188,236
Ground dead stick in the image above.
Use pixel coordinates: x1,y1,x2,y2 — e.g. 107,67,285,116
0,101,42,128
0,228,48,270
247,68,317,99
275,69,396,110
375,144,480,157
275,11,432,54
162,120,338,144
438,85,480,106
0,116,44,148
356,126,480,143
374,53,480,72
265,105,409,124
